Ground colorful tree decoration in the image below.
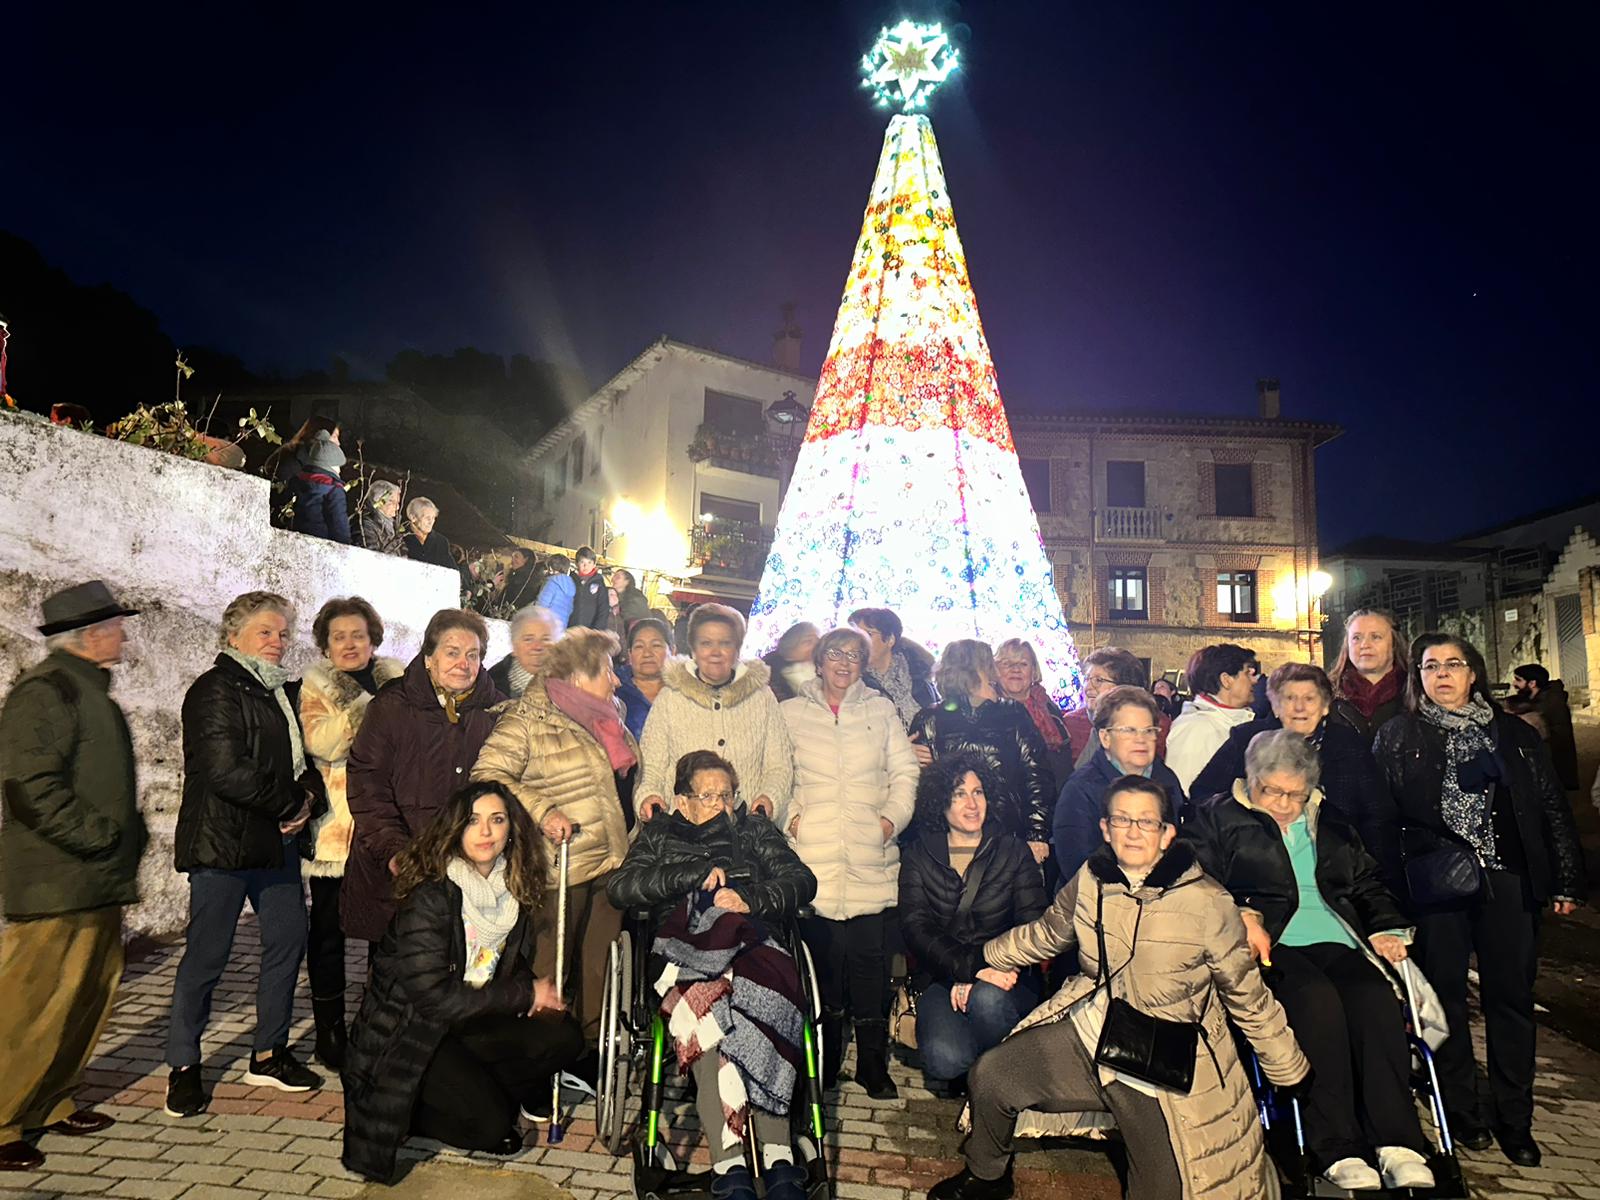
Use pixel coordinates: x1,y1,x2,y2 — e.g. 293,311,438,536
749,99,1085,706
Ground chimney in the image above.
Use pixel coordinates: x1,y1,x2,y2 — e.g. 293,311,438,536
773,302,802,372
1256,378,1281,420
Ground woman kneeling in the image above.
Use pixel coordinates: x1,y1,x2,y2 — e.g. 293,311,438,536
932,776,1308,1200
1184,729,1435,1192
342,782,582,1182
607,751,818,1200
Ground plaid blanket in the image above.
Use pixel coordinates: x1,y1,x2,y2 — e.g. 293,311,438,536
652,894,806,1147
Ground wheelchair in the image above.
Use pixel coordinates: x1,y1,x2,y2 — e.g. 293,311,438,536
1244,962,1468,1198
594,903,832,1200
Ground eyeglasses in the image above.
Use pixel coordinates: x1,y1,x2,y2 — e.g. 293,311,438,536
1419,659,1471,676
994,659,1030,671
1258,785,1312,804
1106,814,1166,833
1106,725,1159,739
823,649,864,664
1086,673,1117,689
688,791,733,807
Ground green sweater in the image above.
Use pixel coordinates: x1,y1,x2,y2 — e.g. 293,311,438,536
0,649,147,918
1279,815,1357,949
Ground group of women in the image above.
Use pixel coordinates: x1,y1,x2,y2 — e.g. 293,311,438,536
160,587,1586,1199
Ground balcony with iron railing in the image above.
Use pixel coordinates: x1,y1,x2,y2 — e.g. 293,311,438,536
687,423,802,480
689,518,775,580
1097,506,1163,541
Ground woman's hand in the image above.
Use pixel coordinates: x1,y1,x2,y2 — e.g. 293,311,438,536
1242,913,1274,965
541,811,574,844
528,976,564,1014
640,795,667,821
787,812,802,838
1027,841,1049,864
279,796,312,836
975,967,1018,991
912,742,934,767
713,887,750,914
1554,899,1579,917
1369,934,1408,964
880,817,895,845
750,795,774,818
701,865,727,892
950,982,973,1012
388,854,401,877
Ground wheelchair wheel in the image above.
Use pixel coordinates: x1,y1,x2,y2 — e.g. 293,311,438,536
598,929,634,1155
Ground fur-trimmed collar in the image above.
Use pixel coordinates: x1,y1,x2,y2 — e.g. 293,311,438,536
304,656,405,709
662,656,771,709
1086,841,1200,891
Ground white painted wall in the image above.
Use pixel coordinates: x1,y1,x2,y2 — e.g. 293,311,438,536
0,411,509,937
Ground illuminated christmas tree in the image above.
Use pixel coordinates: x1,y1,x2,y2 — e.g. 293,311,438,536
749,22,1084,705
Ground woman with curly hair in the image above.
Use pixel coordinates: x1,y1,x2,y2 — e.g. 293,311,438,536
341,782,582,1183
897,753,1048,1091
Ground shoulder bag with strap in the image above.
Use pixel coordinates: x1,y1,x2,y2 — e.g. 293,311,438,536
890,846,993,1050
1090,879,1203,1094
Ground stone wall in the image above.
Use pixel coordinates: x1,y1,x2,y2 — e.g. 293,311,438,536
0,411,509,937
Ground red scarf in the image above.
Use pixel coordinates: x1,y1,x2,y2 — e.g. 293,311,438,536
1339,664,1402,720
1021,684,1068,750
546,678,638,772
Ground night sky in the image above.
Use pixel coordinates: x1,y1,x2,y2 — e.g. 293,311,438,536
8,2,1597,547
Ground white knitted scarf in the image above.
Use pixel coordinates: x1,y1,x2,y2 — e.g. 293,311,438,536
445,855,520,986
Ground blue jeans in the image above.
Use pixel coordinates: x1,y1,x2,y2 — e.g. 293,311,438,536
916,977,1039,1082
166,845,306,1067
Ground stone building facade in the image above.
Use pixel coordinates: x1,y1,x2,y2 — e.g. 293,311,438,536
1008,406,1342,685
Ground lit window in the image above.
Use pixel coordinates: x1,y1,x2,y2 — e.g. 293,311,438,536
1218,571,1258,622
1108,567,1147,620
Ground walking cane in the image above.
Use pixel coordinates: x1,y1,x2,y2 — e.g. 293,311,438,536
548,835,571,1144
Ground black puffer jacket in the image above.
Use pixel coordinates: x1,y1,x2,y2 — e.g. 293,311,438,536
175,654,318,872
898,824,1047,988
1182,786,1409,944
342,878,540,1182
1373,709,1585,905
1188,717,1403,894
908,698,1056,842
606,806,817,921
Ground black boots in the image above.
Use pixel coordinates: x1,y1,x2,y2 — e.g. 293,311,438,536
854,1019,898,1100
312,996,347,1071
821,1010,846,1090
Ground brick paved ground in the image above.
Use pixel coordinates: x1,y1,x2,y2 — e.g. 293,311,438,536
5,920,1600,1200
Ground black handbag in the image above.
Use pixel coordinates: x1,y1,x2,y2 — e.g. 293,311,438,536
1404,844,1484,907
1090,883,1202,1094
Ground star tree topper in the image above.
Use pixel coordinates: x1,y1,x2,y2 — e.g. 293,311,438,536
860,20,960,112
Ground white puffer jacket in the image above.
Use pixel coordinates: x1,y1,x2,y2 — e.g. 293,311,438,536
780,678,918,920
636,658,794,820
1165,694,1260,793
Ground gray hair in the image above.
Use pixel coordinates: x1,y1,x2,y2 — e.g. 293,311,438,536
367,479,401,509
776,621,820,659
219,591,294,648
509,604,557,638
44,628,86,652
405,496,439,523
1244,728,1321,792
935,639,997,701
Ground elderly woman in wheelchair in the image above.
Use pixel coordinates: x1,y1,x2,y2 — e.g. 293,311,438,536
605,750,820,1200
1183,729,1436,1192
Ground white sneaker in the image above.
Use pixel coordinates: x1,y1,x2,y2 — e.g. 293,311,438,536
1323,1157,1383,1190
1377,1145,1435,1189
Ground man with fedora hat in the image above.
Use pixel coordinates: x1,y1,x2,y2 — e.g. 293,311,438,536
0,580,147,1172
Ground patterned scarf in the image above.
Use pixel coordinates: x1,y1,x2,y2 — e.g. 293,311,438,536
445,855,520,987
506,659,534,697
433,681,475,723
876,652,919,727
1021,683,1068,750
1418,695,1502,869
222,647,306,778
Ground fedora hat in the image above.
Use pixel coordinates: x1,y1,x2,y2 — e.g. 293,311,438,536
38,580,140,636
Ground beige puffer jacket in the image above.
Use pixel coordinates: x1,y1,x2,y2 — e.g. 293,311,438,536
780,678,918,920
983,843,1309,1200
299,656,406,877
636,658,793,821
471,679,638,888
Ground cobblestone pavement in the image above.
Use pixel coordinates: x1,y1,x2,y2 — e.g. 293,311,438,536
6,921,1600,1200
